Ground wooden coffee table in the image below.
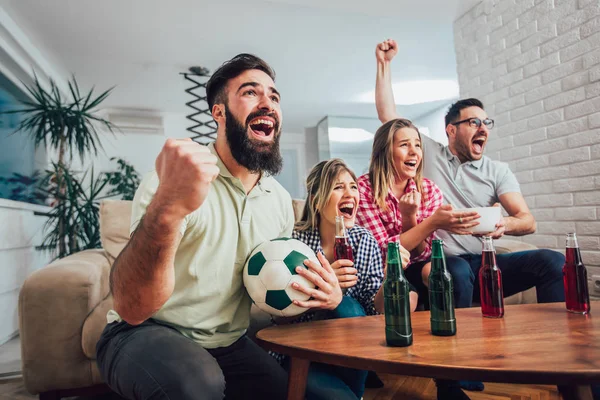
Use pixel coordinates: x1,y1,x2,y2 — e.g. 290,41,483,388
256,302,600,400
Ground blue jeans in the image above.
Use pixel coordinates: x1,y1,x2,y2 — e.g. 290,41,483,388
285,296,368,400
445,249,565,308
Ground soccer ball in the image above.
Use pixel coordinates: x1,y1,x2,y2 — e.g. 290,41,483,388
243,238,318,317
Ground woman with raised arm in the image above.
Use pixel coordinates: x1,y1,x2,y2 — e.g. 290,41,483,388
356,119,477,297
369,39,483,400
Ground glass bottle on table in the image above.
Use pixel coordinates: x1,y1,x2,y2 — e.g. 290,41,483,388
429,239,457,336
479,236,504,318
563,232,590,314
383,241,413,347
334,215,354,262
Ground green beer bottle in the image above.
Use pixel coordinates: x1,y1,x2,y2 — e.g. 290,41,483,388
428,239,457,336
383,241,413,347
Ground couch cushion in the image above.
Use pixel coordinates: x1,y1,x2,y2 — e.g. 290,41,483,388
100,200,133,262
82,295,114,359
495,239,537,254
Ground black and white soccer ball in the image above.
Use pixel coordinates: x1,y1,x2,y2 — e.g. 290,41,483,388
243,238,318,317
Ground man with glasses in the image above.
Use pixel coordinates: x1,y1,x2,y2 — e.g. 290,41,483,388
374,39,565,400
425,98,564,312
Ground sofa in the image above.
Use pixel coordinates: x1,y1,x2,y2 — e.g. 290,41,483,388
18,199,537,399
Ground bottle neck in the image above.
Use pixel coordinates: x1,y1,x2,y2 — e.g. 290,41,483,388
482,237,495,252
566,233,579,249
386,243,404,279
335,216,347,238
387,260,403,279
565,233,582,265
565,247,582,265
430,241,446,273
481,246,497,270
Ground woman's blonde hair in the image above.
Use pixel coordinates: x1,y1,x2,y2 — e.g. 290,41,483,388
369,118,424,211
296,158,357,232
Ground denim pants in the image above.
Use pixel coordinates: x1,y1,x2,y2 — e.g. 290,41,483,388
96,319,288,400
445,249,565,308
285,295,369,400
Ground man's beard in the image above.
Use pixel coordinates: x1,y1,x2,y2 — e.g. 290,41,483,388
455,129,480,162
225,107,283,175
456,139,474,162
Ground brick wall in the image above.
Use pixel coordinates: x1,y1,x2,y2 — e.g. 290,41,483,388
454,0,600,298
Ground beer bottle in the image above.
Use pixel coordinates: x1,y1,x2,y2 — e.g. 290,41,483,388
479,237,504,318
563,232,590,314
429,239,457,336
384,241,413,346
334,215,354,262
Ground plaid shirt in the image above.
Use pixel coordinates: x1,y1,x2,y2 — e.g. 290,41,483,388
270,226,384,364
292,226,384,317
356,174,443,264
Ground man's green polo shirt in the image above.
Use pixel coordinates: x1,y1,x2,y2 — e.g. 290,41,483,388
108,143,295,348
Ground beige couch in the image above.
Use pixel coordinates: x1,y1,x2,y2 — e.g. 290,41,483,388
19,199,537,399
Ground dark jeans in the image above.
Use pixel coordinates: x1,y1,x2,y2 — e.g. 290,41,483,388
446,249,565,308
287,296,368,400
96,319,288,400
404,260,430,309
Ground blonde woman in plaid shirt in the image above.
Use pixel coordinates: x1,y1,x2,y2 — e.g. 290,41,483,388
356,40,487,400
356,119,479,299
273,158,411,400
294,158,413,317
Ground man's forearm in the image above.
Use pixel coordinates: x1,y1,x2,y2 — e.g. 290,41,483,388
376,60,399,123
505,214,536,236
110,199,182,325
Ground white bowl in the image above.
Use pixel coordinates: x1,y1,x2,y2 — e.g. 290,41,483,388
455,206,502,234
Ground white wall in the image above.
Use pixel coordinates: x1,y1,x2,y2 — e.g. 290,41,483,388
0,200,51,345
304,126,319,173
455,0,600,298
276,130,308,199
320,115,382,177
96,130,165,176
413,104,452,146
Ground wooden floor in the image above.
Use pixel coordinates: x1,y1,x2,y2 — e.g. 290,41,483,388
364,373,560,400
1,374,561,400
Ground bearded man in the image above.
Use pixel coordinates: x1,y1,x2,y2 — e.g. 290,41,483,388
97,54,343,400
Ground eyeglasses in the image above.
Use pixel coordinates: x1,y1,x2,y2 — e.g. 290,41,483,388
451,117,494,130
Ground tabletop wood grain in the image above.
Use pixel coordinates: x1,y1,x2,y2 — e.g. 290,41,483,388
257,302,600,385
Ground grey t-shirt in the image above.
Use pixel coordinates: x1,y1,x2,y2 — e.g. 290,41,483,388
421,135,521,256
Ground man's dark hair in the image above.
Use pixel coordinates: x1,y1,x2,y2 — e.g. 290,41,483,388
205,53,276,110
444,98,485,127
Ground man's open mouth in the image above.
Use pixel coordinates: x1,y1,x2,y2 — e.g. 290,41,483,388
472,136,486,154
249,117,275,141
338,201,355,219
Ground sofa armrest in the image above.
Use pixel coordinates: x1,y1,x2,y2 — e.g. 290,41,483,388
19,249,111,394
494,239,538,254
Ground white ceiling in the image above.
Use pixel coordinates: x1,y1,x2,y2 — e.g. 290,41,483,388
1,0,481,133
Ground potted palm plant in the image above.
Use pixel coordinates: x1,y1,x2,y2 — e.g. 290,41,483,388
5,74,121,258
